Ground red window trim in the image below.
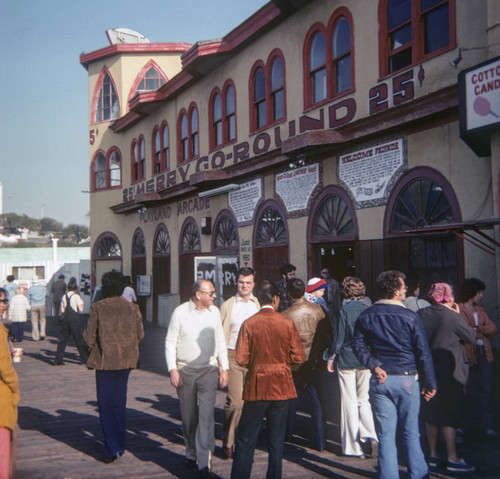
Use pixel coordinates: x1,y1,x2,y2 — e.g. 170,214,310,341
151,121,170,175
91,66,120,125
303,9,355,111
378,0,456,80
127,59,168,112
152,126,161,175
209,80,238,151
106,146,122,190
249,49,287,134
177,102,200,165
131,136,146,184
161,120,170,173
91,147,122,191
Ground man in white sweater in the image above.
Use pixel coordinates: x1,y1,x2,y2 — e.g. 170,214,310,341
165,279,229,479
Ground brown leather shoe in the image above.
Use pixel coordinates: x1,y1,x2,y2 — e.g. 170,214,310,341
223,446,233,459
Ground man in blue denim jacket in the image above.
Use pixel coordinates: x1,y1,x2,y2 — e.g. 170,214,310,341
352,270,436,479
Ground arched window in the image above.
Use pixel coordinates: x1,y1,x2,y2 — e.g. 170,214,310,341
93,152,106,190
153,128,161,174
212,210,239,252
190,107,199,157
139,137,146,179
162,122,170,171
209,81,237,150
137,66,165,92
304,10,355,109
181,220,201,252
95,235,122,258
380,0,455,76
250,50,286,132
178,104,199,164
388,175,457,233
332,16,352,94
212,91,223,148
152,122,170,175
92,148,121,191
270,57,284,121
108,149,121,188
92,232,123,293
131,137,145,183
310,31,327,104
132,228,146,257
309,187,357,242
93,68,120,123
256,207,287,245
154,224,171,255
225,84,236,142
127,60,168,110
254,68,266,129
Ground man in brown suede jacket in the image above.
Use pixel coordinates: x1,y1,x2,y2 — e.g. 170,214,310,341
84,271,144,464
231,280,304,479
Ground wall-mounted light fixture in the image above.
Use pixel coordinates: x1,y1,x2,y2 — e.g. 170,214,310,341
450,48,462,68
198,183,240,198
289,153,306,169
449,43,500,68
138,206,147,214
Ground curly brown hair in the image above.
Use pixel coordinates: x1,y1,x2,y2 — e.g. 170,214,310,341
342,276,366,300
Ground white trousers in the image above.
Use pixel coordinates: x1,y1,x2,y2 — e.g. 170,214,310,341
338,368,377,456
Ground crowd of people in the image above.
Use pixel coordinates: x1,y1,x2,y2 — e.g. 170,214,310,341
0,266,498,478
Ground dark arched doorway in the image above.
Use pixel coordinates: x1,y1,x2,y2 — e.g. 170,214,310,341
92,232,122,294
308,185,358,284
253,200,289,283
384,167,463,294
131,228,147,319
153,223,171,323
179,217,201,303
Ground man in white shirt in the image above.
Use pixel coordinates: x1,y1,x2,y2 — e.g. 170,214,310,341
220,267,260,459
165,279,229,479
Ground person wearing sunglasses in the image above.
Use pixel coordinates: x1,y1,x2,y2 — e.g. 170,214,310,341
165,279,229,479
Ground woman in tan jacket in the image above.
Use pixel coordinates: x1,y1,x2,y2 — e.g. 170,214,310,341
0,287,20,479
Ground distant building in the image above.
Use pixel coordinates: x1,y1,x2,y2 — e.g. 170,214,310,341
0,246,91,313
81,0,500,327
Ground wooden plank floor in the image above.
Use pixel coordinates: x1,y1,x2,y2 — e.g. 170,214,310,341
9,316,500,478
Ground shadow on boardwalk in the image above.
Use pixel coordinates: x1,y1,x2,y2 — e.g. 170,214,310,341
9,316,500,478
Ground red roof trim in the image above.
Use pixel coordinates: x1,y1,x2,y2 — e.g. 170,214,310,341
80,42,192,69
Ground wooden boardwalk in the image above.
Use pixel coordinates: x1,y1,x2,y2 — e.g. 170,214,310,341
9,316,500,479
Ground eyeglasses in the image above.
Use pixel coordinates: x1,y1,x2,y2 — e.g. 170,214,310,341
0,299,9,304
200,290,217,297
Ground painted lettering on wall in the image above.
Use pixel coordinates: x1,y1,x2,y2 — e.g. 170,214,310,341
122,68,419,201
177,197,211,215
139,205,172,224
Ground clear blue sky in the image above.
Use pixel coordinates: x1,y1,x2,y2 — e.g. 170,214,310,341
0,0,267,227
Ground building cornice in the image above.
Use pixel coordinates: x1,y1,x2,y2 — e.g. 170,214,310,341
79,42,192,70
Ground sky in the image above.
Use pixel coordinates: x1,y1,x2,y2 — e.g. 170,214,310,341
0,0,268,227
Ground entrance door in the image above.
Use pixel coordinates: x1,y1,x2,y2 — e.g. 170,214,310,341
131,257,147,319
153,224,171,323
254,247,289,283
313,243,355,284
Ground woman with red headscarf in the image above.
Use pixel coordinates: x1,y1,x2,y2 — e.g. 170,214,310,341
418,283,475,473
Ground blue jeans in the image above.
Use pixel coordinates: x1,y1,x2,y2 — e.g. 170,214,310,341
370,375,428,479
286,368,325,450
467,346,494,430
231,400,289,479
96,369,130,460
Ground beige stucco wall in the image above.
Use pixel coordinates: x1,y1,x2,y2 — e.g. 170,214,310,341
85,0,499,322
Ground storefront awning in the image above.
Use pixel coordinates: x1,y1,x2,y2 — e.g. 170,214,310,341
402,218,500,255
